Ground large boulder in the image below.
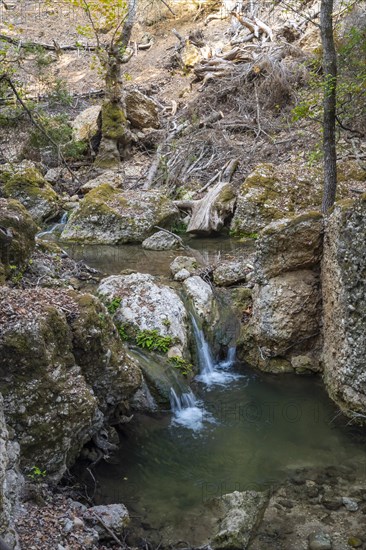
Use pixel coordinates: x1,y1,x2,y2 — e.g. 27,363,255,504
0,162,59,223
125,89,160,130
80,170,124,194
142,230,182,251
61,184,178,244
208,491,269,549
183,275,218,326
72,105,101,142
251,270,321,372
97,273,189,356
0,197,38,281
255,212,323,282
322,196,366,418
213,258,249,287
230,163,346,237
0,287,141,478
83,503,129,540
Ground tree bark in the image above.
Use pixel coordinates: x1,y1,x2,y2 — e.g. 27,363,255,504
320,0,337,213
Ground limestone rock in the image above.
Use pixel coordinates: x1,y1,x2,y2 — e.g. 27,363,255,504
61,184,178,244
213,258,248,287
183,275,218,325
308,532,332,550
142,230,182,251
125,89,160,130
209,491,269,549
230,163,346,236
0,198,38,279
0,287,141,478
181,42,203,67
80,171,124,194
255,212,323,281
170,256,198,276
0,162,59,223
72,105,101,142
97,273,189,355
83,503,129,539
174,268,191,281
252,270,321,358
322,196,366,418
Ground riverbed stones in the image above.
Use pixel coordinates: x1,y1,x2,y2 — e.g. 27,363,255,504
83,503,130,540
97,273,189,355
142,230,182,250
61,184,179,244
255,212,323,282
0,287,141,478
209,490,269,549
0,161,59,223
213,258,248,286
322,195,366,419
308,532,332,550
0,198,38,280
170,256,198,278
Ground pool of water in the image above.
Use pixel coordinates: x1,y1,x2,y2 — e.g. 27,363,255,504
92,363,366,543
61,236,254,277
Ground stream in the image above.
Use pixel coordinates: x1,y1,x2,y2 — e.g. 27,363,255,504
63,240,366,545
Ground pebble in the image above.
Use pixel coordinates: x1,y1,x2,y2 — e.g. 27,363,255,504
308,532,332,550
342,497,359,512
348,537,363,548
73,517,84,529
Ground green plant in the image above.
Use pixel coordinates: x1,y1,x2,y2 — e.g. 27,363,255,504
117,323,129,341
169,356,193,377
135,329,174,353
27,466,46,481
105,296,122,315
162,318,171,328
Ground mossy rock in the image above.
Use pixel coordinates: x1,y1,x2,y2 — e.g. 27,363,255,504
61,184,179,244
101,101,127,142
230,162,348,236
0,164,59,223
0,197,38,278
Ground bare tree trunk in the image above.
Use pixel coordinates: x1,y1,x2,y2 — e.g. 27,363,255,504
320,0,337,213
95,0,137,169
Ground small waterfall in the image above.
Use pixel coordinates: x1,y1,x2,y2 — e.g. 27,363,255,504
170,388,207,431
191,316,240,387
36,211,68,239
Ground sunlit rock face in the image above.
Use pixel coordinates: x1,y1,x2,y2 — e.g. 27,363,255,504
322,195,366,419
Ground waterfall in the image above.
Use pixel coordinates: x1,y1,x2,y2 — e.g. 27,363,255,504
170,388,206,431
191,315,240,387
36,211,68,239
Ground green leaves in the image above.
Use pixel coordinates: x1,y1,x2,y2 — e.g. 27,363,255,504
135,329,174,353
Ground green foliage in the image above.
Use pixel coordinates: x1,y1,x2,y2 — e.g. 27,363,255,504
169,356,193,377
136,329,174,353
117,323,129,341
48,79,73,107
105,296,122,314
27,466,47,481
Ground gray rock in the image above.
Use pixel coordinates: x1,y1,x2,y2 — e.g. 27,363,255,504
342,496,359,511
213,258,248,287
322,196,366,419
61,185,178,244
255,212,323,281
252,270,320,358
142,230,182,251
125,89,160,130
183,275,218,325
170,256,198,276
72,105,101,142
83,503,130,539
209,490,269,549
308,532,332,550
0,287,141,478
97,273,189,355
80,171,124,194
174,268,191,281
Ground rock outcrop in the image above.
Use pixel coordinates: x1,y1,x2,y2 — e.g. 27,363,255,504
97,273,189,356
0,162,59,223
0,198,38,281
237,212,323,373
61,184,178,244
0,287,141,479
322,195,366,418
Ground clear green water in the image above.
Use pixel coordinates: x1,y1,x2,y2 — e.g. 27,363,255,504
93,364,366,538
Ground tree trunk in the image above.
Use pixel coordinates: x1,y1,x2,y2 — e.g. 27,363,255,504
95,0,137,169
320,0,337,213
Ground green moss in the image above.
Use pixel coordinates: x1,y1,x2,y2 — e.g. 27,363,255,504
101,101,127,141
